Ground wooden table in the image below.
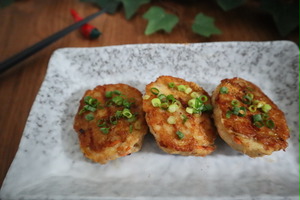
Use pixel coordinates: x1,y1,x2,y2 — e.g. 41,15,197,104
0,0,298,188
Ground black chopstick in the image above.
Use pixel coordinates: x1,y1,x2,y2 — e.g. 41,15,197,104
0,8,107,74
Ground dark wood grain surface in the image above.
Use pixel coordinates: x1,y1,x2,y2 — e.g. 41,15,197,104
0,0,298,187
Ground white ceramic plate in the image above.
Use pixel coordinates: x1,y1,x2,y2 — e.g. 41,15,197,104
1,41,299,200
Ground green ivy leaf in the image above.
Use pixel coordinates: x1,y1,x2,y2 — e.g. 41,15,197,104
80,0,121,14
261,0,299,36
143,6,179,35
0,0,14,8
120,0,150,20
192,13,222,37
216,0,246,11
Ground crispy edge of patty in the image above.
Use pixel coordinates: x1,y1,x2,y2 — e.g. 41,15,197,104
212,77,290,157
73,84,148,164
143,75,217,156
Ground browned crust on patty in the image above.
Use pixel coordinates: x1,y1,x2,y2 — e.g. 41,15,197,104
73,84,148,164
211,77,289,157
143,76,216,156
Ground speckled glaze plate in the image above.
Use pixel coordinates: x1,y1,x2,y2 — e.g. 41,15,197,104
1,41,299,200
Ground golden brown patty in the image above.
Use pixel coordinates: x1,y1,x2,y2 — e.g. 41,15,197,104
73,84,148,164
211,77,290,157
143,76,216,156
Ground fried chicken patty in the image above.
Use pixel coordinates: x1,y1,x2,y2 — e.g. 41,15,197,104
143,76,216,156
73,84,148,164
211,77,290,157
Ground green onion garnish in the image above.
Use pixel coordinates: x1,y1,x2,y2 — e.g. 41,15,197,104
238,107,247,117
248,105,257,112
112,96,123,106
122,99,132,108
122,108,133,118
158,94,167,102
261,113,269,120
176,131,184,139
177,85,186,92
254,121,264,128
203,104,213,112
226,111,232,118
220,87,228,94
83,105,97,112
150,87,160,95
161,102,169,110
168,82,175,88
109,116,118,125
199,95,208,103
100,127,110,134
113,90,121,95
168,104,179,113
191,92,200,98
185,87,192,94
188,99,196,108
105,91,113,98
231,100,240,106
232,106,240,115
143,95,150,100
241,95,252,105
181,115,188,124
265,119,275,129
97,119,107,127
129,124,133,133
167,116,176,124
85,113,94,121
186,107,193,114
151,98,161,107
246,93,254,100
253,114,262,122
167,94,176,104
262,104,272,113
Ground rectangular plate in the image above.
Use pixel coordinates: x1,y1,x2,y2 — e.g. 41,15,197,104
1,42,299,200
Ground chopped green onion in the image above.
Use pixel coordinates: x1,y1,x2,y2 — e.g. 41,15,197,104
84,96,92,104
188,99,196,108
112,96,123,106
85,113,94,121
191,92,200,98
185,87,192,94
83,105,97,112
129,124,133,133
226,111,232,118
109,116,118,125
256,101,265,108
97,119,107,127
186,107,194,114
231,100,240,106
261,113,269,120
220,87,228,94
262,104,272,113
232,106,240,115
122,108,133,118
122,99,132,108
265,119,275,129
181,115,188,124
143,95,150,100
199,95,208,103
203,104,213,112
105,91,113,98
158,94,167,102
253,114,262,122
241,95,252,105
100,127,110,134
150,87,160,95
176,131,184,139
113,90,121,95
167,116,176,124
168,104,179,113
177,85,186,92
238,107,247,117
254,121,264,128
248,105,257,112
115,110,123,118
161,102,169,110
167,94,176,103
168,82,175,88
127,114,137,122
245,93,254,100
151,98,161,107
